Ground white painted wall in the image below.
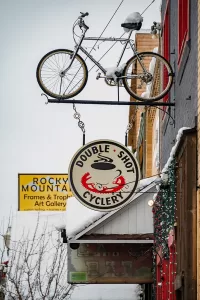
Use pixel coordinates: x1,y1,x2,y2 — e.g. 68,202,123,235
90,186,155,235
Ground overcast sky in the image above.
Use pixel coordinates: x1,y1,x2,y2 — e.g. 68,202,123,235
0,0,161,222
0,1,161,298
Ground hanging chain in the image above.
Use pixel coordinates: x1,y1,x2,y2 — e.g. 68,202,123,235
73,104,85,133
73,104,86,145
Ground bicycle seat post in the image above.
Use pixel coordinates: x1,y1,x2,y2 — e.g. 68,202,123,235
117,80,120,103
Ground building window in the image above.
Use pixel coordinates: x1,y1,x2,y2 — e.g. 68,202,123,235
178,0,189,62
162,1,170,108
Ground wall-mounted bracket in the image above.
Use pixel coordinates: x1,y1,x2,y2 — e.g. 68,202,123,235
41,93,175,128
41,94,175,107
152,105,175,127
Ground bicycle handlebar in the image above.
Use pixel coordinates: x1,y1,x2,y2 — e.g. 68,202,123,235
77,12,89,30
79,12,89,18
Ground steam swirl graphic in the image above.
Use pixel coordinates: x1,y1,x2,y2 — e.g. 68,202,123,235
91,153,116,170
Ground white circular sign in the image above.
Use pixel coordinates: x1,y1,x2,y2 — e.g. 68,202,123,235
69,140,140,212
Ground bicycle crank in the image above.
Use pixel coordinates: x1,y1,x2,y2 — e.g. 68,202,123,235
96,72,123,87
105,78,124,87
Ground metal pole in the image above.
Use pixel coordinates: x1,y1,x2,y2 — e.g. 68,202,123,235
125,133,128,146
47,99,175,106
83,133,85,146
117,82,120,103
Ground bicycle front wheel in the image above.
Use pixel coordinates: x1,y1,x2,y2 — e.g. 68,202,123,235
123,52,173,102
36,49,88,99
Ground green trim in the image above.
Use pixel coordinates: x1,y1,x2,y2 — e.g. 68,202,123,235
70,272,87,282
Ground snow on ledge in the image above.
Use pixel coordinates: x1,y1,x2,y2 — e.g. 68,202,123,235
65,197,106,238
161,127,191,175
65,176,156,238
151,127,191,200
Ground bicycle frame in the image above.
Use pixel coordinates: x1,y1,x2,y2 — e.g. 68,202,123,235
37,15,174,103
64,26,139,75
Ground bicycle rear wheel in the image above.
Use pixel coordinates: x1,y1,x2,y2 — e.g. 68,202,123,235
123,52,173,102
36,49,88,99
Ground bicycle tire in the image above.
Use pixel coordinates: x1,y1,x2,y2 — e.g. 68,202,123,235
122,52,173,102
36,49,88,99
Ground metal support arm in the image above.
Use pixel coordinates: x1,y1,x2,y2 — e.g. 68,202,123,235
44,97,175,107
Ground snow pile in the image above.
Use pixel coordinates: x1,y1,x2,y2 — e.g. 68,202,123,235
136,112,144,139
134,285,144,300
151,127,191,199
106,63,126,83
136,176,157,191
66,197,106,238
161,127,191,175
149,47,158,74
123,12,143,33
55,224,66,232
140,91,150,99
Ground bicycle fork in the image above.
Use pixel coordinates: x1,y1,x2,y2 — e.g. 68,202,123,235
62,30,87,76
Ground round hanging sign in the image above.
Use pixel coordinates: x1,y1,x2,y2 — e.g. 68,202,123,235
69,140,140,212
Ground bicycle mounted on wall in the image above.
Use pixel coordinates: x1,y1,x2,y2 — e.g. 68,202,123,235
36,12,174,106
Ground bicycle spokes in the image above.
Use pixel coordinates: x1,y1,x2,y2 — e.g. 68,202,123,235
123,52,173,102
37,50,88,99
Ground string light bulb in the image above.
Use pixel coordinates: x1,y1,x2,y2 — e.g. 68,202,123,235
148,199,155,207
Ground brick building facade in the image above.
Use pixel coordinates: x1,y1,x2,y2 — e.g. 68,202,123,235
128,32,159,178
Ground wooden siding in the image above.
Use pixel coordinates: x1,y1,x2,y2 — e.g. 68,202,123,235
89,186,155,235
128,33,159,178
175,131,197,300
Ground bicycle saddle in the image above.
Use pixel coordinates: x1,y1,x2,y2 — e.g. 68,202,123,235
122,12,143,32
121,22,142,31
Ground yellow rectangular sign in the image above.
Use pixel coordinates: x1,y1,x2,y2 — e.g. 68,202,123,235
18,174,73,211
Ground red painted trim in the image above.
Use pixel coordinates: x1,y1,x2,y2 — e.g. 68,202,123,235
155,245,177,300
156,264,162,300
162,0,170,116
178,0,190,65
162,0,170,25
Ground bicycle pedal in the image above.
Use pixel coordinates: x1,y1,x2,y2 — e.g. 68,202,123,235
96,73,101,80
115,71,121,77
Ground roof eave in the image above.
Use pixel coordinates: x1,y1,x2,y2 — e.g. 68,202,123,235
69,182,156,240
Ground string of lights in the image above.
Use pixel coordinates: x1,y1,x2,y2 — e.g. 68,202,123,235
152,159,176,300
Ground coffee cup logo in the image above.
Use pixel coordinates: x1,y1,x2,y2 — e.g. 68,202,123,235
69,140,140,212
